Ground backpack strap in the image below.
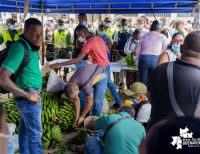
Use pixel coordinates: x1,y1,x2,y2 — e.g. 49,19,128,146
15,39,30,78
102,116,130,142
167,62,185,116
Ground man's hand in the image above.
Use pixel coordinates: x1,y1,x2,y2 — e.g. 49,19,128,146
50,63,61,69
28,93,40,103
77,116,85,126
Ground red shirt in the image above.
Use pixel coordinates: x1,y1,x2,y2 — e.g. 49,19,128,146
82,36,110,67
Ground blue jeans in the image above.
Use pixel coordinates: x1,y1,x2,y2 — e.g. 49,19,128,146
90,77,108,116
84,136,103,154
106,65,122,104
15,97,42,154
138,55,159,86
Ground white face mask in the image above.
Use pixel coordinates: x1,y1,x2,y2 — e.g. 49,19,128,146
106,23,111,27
88,28,94,33
138,24,144,29
78,36,86,43
47,31,53,36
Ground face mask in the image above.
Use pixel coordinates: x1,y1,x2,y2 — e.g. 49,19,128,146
172,44,181,52
9,24,15,30
98,31,105,36
134,39,139,44
78,35,86,43
122,26,127,31
106,23,111,27
64,24,69,29
158,21,163,29
88,28,93,33
138,24,144,29
47,31,53,36
58,25,64,30
82,20,88,26
131,99,140,105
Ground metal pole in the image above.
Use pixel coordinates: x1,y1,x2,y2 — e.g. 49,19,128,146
41,0,45,65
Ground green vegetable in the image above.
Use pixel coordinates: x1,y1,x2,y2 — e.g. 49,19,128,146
122,55,137,68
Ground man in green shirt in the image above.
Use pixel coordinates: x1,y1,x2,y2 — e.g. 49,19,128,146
0,18,43,154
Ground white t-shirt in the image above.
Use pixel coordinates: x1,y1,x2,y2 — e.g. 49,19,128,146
136,103,152,123
124,37,139,55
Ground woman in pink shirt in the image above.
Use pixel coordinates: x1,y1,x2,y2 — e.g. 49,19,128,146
136,20,168,85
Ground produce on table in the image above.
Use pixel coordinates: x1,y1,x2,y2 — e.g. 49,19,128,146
122,55,137,68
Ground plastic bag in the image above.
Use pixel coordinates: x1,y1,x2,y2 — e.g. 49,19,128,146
46,70,66,93
7,124,17,154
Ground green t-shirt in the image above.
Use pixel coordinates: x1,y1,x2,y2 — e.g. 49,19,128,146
2,37,42,89
94,112,145,154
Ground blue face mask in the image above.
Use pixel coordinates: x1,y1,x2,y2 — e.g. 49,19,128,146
98,31,105,36
158,21,163,29
9,24,15,30
82,20,88,26
172,44,181,52
122,26,127,31
131,99,140,105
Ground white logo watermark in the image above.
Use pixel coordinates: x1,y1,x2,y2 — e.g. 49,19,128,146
171,127,200,149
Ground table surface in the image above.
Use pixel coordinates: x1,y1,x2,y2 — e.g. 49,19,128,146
48,59,138,72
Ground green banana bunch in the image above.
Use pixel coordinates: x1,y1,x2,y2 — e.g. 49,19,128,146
42,122,62,149
42,92,59,124
57,100,77,132
74,129,89,144
105,92,112,102
1,97,20,133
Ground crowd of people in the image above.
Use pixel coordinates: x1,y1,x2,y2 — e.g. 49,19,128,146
0,13,200,154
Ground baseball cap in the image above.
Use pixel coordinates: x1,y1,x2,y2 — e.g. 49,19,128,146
6,18,16,25
124,82,147,96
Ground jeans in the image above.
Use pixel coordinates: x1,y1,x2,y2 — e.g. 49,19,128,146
90,77,108,116
106,65,122,104
138,55,159,86
84,136,103,154
15,97,42,154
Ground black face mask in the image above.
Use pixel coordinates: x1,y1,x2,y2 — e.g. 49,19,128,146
21,35,40,51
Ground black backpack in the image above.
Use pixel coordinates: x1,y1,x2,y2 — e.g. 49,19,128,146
0,39,30,94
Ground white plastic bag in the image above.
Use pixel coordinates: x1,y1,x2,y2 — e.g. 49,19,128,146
46,70,66,93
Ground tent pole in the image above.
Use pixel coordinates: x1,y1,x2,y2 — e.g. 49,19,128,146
24,0,29,19
41,0,45,65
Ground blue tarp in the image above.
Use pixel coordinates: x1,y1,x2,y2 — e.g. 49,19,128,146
0,0,197,14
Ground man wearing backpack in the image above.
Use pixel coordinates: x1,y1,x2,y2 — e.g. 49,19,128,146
0,18,43,154
0,18,21,47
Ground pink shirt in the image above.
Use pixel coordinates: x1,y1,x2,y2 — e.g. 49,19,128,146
82,36,110,67
136,31,168,59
